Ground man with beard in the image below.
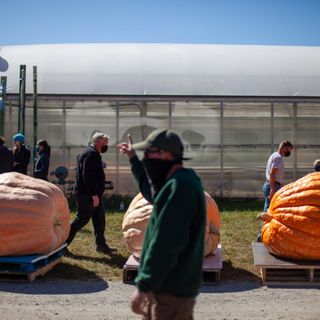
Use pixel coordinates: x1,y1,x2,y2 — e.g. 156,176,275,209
66,132,116,255
118,129,206,320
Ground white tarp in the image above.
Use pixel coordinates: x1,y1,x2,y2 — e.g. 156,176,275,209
1,43,320,96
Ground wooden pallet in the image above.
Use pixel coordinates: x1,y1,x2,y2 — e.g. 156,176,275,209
123,244,223,284
0,244,66,282
252,242,320,286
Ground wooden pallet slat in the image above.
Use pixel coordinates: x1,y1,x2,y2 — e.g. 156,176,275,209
252,242,320,285
28,258,62,282
0,244,66,282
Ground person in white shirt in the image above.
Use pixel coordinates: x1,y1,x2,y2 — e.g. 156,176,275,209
263,141,293,212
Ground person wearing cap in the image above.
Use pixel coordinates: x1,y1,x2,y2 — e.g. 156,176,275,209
118,129,206,319
66,132,116,255
0,136,13,174
12,133,31,175
313,159,320,172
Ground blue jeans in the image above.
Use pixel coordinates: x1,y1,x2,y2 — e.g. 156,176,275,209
263,181,281,212
263,182,271,212
258,181,281,241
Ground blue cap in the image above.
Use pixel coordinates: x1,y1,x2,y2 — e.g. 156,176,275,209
13,133,25,143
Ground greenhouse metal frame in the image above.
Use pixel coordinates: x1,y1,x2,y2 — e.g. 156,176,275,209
1,44,320,197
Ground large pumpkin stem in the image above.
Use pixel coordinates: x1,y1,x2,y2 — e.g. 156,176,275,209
54,219,62,227
208,223,220,236
257,212,273,222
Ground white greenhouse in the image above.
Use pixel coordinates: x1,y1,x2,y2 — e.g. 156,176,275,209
1,43,320,196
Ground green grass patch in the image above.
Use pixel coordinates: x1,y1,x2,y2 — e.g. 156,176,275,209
50,201,263,282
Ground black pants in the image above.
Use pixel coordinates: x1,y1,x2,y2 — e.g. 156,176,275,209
66,194,106,248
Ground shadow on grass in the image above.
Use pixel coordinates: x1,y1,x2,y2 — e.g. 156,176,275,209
204,259,320,291
201,260,261,293
215,198,264,212
78,228,93,235
67,251,127,269
221,260,260,282
0,263,108,295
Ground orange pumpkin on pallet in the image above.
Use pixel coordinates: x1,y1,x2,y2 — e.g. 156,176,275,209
122,192,221,258
260,172,320,260
0,172,70,256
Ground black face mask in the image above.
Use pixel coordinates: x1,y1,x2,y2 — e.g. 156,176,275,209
142,158,177,193
101,145,108,153
284,151,291,157
315,165,320,172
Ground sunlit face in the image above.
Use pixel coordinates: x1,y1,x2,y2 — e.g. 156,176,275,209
14,140,21,148
283,146,293,156
95,137,109,153
100,137,109,148
287,146,293,154
38,144,45,152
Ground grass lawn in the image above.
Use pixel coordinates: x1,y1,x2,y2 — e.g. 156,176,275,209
50,199,263,282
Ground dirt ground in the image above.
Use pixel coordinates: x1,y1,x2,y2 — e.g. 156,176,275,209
0,279,320,320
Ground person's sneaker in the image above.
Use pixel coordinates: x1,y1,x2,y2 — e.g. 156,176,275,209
96,244,117,255
64,247,73,257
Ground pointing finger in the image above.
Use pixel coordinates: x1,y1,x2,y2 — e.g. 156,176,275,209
127,134,133,147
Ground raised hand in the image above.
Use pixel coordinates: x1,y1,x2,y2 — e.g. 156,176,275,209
117,134,136,159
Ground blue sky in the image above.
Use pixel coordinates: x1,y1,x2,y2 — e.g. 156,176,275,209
2,0,320,46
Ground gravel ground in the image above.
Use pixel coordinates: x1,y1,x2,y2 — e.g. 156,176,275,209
0,279,320,320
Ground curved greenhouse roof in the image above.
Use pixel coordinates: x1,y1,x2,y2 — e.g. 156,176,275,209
1,43,320,97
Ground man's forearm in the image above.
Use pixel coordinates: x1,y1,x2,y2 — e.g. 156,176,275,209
130,156,153,203
269,173,278,198
269,177,277,191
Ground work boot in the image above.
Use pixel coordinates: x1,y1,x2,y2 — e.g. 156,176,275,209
96,244,117,255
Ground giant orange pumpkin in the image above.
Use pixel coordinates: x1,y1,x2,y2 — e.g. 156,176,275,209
0,172,71,256
204,191,221,256
260,172,320,260
122,192,221,258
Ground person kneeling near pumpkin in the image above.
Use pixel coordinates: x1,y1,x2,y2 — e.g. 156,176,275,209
118,129,206,320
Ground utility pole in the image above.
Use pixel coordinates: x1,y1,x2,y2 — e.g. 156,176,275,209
0,76,7,136
33,66,38,171
18,65,26,134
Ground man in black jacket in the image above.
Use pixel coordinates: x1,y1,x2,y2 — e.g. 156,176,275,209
66,132,116,254
0,136,13,174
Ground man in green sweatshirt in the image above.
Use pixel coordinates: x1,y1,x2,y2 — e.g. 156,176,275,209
118,129,206,319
